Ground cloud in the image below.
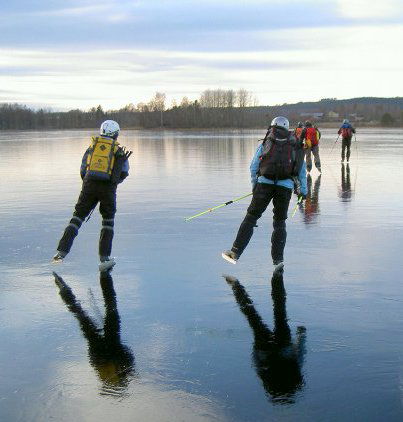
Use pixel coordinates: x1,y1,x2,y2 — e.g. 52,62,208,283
2,0,401,51
337,0,402,19
0,1,402,109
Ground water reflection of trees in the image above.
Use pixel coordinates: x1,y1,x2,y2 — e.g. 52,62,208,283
53,272,135,397
224,274,306,404
300,174,321,225
338,163,353,202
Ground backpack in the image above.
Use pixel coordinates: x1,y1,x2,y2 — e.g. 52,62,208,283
294,127,303,139
306,127,318,146
341,127,352,139
258,133,303,180
86,136,119,181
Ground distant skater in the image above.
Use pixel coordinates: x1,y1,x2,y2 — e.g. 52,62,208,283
52,120,131,272
338,119,356,163
294,122,304,140
222,116,307,274
300,121,321,173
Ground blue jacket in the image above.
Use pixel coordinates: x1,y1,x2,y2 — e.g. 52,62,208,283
338,123,356,131
250,143,307,196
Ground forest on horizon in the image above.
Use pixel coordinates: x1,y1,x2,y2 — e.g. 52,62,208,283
1,90,402,130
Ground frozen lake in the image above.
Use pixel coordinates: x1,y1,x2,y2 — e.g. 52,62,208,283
1,128,403,421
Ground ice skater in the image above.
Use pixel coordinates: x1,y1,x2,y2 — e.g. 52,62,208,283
300,121,322,173
52,120,131,272
222,116,307,274
338,119,356,163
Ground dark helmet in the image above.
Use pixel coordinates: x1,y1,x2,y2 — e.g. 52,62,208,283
305,120,312,127
297,121,303,128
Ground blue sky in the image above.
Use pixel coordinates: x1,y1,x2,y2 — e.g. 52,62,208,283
1,0,402,109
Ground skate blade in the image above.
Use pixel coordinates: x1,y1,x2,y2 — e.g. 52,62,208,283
221,252,237,265
99,260,116,272
222,274,239,284
273,262,284,275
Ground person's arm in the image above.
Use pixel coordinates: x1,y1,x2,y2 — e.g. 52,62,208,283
250,144,263,189
118,159,130,183
300,128,307,140
80,148,91,180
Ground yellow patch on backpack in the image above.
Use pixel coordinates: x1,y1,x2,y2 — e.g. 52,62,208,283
86,136,119,181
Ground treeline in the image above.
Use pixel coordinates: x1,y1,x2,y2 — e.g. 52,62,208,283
0,89,259,130
1,91,402,130
271,97,403,125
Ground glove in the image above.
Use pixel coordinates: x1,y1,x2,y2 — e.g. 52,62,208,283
298,193,306,201
117,146,133,159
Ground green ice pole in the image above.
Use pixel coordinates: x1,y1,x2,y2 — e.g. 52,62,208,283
185,193,252,222
291,195,303,218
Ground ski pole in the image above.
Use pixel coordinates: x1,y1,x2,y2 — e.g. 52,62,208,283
354,133,359,162
185,193,252,222
291,195,303,218
85,206,96,222
330,135,340,154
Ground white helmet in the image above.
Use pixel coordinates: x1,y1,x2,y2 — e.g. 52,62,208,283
271,116,289,131
343,119,349,124
100,120,120,138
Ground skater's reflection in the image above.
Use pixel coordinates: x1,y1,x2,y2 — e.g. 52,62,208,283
300,173,321,225
338,163,353,202
224,274,306,404
53,272,135,397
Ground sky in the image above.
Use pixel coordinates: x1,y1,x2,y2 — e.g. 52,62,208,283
1,0,402,110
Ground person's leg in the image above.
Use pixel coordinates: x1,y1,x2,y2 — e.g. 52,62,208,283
305,148,312,172
346,138,352,162
312,145,321,171
271,186,292,264
98,186,117,260
231,184,274,258
341,139,346,162
56,184,98,257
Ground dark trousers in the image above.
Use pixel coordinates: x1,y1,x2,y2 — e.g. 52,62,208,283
232,183,292,263
57,180,117,258
341,138,352,161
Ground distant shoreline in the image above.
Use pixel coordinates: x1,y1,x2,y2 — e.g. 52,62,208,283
0,124,401,132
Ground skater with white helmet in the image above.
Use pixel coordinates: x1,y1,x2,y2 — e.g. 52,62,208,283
52,120,131,272
222,116,307,274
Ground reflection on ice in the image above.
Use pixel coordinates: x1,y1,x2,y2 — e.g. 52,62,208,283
338,163,354,202
224,274,306,404
300,173,321,225
53,272,135,397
